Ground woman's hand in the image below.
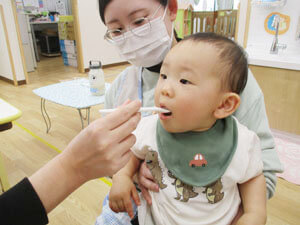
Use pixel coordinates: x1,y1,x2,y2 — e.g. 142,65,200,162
63,100,142,182
29,100,141,213
138,161,159,205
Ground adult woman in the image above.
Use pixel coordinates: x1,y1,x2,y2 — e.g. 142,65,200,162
97,0,282,224
0,100,141,225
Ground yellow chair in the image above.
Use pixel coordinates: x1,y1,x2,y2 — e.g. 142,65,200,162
0,98,22,193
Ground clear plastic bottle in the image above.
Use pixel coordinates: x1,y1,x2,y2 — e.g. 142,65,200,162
88,61,105,96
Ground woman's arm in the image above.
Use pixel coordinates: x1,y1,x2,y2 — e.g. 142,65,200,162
235,70,283,199
30,100,141,213
0,100,141,225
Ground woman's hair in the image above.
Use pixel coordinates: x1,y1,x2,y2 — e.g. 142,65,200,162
98,0,168,24
183,32,248,94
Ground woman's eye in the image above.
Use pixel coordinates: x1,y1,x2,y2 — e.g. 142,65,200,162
134,18,145,26
131,17,148,28
180,79,191,84
160,74,167,79
109,29,122,37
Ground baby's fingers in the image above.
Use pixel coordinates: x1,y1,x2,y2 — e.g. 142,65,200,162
141,185,152,205
132,186,140,206
109,200,119,213
124,199,134,219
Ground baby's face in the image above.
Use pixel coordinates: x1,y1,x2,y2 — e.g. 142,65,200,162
155,41,224,133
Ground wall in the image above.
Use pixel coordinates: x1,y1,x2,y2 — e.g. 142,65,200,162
0,0,26,82
0,6,13,80
250,65,300,135
247,1,300,50
77,0,124,69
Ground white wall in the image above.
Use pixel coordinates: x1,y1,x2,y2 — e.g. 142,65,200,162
77,0,124,69
247,1,300,50
0,7,13,80
0,0,26,81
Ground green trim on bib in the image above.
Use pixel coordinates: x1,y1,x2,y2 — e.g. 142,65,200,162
156,116,238,187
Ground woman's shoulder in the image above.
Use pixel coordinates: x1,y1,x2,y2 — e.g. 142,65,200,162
233,116,260,146
105,65,140,108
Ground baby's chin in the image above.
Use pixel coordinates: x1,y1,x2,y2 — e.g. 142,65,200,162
159,120,191,133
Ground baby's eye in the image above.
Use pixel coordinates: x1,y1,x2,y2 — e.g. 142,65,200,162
160,74,167,79
180,79,191,84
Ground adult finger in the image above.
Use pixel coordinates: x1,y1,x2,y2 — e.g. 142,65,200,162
110,134,136,160
140,185,152,205
110,113,140,143
139,162,159,192
105,100,141,130
140,161,154,180
121,99,131,106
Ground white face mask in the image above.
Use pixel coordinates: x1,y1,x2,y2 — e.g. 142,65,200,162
113,5,173,67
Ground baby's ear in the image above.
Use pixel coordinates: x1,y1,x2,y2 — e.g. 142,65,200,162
214,93,240,119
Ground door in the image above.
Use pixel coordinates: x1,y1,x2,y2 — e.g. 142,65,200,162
17,13,36,72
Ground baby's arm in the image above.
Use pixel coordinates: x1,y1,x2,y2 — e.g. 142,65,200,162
109,155,141,219
236,174,267,225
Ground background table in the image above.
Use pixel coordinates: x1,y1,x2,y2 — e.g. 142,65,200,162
33,78,109,133
0,98,22,193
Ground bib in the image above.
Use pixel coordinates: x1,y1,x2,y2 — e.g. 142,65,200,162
156,116,238,187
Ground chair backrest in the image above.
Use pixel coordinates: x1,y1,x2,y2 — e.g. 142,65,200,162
192,10,237,40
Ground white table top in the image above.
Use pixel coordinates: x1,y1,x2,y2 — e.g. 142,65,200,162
33,79,109,109
0,99,22,125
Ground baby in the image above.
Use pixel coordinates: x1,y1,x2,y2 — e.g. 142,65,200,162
109,32,267,225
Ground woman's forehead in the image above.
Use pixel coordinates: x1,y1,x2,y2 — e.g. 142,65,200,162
104,0,160,24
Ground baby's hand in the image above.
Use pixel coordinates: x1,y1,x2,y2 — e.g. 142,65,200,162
109,174,140,219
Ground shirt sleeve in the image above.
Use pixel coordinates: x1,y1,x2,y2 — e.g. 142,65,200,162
0,178,48,225
234,69,283,199
238,132,264,184
131,115,158,160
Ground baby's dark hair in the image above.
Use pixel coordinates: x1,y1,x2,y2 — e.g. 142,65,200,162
98,0,168,24
183,32,248,94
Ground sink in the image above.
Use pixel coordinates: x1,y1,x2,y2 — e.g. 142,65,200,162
246,43,300,71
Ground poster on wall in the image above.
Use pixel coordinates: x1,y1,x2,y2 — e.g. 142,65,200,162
264,12,290,35
55,0,66,15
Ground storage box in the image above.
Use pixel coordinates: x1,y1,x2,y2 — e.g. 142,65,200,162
58,16,75,40
59,40,77,54
62,52,77,60
62,56,78,67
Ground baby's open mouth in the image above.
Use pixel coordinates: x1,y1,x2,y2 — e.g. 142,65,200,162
163,111,172,116
160,105,172,116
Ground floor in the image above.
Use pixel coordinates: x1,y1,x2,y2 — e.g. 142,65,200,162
0,57,300,224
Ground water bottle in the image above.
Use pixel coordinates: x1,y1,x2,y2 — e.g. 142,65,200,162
88,61,105,96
